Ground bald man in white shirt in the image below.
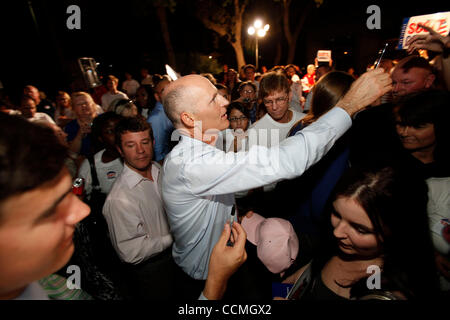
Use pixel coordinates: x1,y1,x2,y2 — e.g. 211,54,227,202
160,69,392,290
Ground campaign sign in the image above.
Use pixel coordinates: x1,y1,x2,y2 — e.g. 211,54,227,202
398,11,450,49
317,50,332,62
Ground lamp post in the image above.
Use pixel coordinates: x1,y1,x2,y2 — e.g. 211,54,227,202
247,19,269,70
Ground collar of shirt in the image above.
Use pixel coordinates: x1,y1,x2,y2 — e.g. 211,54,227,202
121,162,157,189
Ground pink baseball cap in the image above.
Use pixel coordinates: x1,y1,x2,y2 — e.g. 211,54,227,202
241,213,299,274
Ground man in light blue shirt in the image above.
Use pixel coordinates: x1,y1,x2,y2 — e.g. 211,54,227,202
161,70,392,281
147,75,174,163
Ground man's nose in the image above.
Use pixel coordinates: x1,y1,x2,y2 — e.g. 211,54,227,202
66,195,90,225
219,94,229,106
136,143,145,153
392,82,400,93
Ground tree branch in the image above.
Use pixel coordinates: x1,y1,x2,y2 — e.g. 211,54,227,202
201,17,228,38
282,0,293,45
293,0,314,39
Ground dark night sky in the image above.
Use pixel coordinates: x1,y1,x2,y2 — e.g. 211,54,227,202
0,0,448,101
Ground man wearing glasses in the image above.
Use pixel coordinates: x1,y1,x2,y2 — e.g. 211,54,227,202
249,71,306,150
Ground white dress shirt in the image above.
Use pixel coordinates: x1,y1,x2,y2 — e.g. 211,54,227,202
161,107,352,280
103,162,173,264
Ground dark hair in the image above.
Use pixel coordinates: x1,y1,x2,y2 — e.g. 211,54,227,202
215,83,229,93
224,69,239,88
270,65,286,74
135,85,155,110
92,112,124,149
397,56,432,73
0,114,68,210
393,90,450,164
227,101,250,120
324,167,439,299
284,64,298,72
301,71,354,126
152,74,171,89
243,64,256,72
316,64,332,74
258,71,290,99
237,81,256,93
115,116,153,149
201,73,217,85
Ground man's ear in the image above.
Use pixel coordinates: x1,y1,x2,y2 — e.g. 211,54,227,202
180,111,195,128
116,145,124,157
154,92,161,102
425,73,436,89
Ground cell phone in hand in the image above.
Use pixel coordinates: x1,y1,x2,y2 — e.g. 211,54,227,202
374,43,389,69
227,205,236,247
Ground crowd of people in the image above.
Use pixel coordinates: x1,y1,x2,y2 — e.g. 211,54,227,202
0,26,449,302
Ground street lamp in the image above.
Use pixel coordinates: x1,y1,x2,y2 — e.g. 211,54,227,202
248,19,269,70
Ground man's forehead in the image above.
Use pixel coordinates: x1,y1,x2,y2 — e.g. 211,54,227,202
394,67,429,78
0,168,71,225
265,90,287,98
122,129,150,140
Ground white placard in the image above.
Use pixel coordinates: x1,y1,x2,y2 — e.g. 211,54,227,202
316,50,332,62
398,11,450,49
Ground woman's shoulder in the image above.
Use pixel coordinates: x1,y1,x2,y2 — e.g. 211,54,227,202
288,120,305,136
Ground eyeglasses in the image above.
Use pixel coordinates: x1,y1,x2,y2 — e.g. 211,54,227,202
229,116,248,122
241,90,255,94
263,95,288,106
